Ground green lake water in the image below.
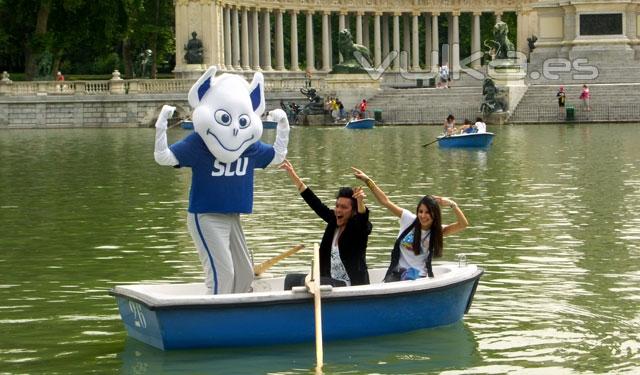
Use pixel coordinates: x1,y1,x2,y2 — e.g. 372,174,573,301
1,124,639,374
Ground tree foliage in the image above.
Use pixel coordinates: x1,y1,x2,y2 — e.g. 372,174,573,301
0,0,174,80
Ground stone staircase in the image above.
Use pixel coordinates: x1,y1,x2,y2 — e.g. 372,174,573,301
509,83,640,123
264,61,640,125
365,86,484,125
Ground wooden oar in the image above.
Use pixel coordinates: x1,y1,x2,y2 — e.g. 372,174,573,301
421,138,439,147
306,243,324,372
253,244,305,276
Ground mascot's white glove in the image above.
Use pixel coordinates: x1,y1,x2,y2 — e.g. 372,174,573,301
267,108,290,166
154,105,179,166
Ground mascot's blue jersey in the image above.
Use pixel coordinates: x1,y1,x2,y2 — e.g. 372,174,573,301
170,132,275,213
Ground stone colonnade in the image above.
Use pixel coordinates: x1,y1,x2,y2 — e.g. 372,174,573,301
175,0,538,75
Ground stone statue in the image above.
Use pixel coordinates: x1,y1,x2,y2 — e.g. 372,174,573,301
299,87,325,115
483,21,516,60
480,78,508,114
527,35,538,52
184,31,204,64
331,29,372,73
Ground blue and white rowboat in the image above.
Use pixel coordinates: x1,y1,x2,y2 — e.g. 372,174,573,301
438,132,494,148
111,263,483,350
180,120,194,130
262,120,277,129
345,118,375,129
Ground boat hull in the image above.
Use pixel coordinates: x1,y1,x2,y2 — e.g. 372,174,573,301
113,265,482,350
180,120,194,130
345,118,375,129
262,120,277,129
438,132,494,148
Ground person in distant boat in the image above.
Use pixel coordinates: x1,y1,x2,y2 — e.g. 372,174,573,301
280,160,372,289
359,99,368,119
352,167,468,282
459,118,474,134
443,114,456,135
474,117,487,133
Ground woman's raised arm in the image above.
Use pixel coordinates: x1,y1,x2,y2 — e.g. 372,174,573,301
352,167,403,218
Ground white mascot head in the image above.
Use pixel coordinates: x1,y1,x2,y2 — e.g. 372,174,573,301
188,66,265,164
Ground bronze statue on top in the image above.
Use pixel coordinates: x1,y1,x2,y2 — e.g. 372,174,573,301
331,29,372,74
184,31,204,64
484,21,516,60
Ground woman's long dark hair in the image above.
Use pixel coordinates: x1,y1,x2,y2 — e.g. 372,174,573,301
411,195,443,257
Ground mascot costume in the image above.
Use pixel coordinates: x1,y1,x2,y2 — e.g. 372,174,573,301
153,66,290,294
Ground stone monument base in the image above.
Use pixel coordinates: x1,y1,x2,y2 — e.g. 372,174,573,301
173,64,207,79
300,114,332,126
485,111,510,125
487,62,528,114
324,73,381,113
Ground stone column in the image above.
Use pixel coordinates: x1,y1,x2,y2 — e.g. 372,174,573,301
232,7,241,69
374,12,382,66
382,15,390,58
363,14,370,50
306,11,315,72
403,14,411,64
451,11,460,72
472,12,481,68
290,10,300,71
356,12,363,45
338,12,347,62
412,12,420,70
263,10,273,71
224,6,232,69
275,9,285,70
252,9,260,70
322,11,331,71
447,13,452,67
393,13,400,70
241,8,250,70
424,13,432,71
174,1,187,70
215,4,225,67
431,13,439,72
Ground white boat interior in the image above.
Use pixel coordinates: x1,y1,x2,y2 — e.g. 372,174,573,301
113,263,480,308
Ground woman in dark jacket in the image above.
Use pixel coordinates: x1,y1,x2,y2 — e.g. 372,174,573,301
280,160,371,288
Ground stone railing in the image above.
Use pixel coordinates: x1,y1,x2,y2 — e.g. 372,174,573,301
0,70,324,96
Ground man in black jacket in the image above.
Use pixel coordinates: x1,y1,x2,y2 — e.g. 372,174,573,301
280,160,372,288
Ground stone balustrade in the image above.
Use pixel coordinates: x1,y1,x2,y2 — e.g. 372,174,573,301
0,71,319,97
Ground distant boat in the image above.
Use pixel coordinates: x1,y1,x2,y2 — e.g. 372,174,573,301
111,263,482,350
180,120,194,130
437,132,494,148
345,118,375,129
263,120,277,129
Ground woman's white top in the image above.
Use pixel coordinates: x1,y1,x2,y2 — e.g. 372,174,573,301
397,209,431,277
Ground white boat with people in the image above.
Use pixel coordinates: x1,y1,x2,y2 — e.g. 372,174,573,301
111,252,482,350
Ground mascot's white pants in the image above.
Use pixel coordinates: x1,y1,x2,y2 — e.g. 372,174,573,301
187,213,253,294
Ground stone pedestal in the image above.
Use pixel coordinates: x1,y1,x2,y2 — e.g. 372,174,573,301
300,114,330,126
487,60,528,115
324,73,381,114
173,64,207,79
485,111,510,125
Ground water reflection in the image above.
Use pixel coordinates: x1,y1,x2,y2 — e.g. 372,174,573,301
120,322,479,375
1,125,640,373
